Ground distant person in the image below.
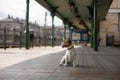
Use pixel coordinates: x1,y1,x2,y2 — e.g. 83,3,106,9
30,33,34,48
98,37,101,46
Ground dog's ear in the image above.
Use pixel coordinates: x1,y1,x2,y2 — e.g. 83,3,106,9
68,40,71,44
66,38,72,44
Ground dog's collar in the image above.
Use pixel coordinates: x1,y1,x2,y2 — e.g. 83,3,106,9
67,45,74,50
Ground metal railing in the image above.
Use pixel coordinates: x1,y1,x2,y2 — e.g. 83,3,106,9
0,28,63,50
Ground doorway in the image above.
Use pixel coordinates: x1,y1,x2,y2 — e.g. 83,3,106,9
106,32,114,46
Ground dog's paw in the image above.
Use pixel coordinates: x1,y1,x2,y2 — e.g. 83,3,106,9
64,64,68,67
59,64,63,66
73,64,77,67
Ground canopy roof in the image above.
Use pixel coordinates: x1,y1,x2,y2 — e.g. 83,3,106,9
36,0,113,32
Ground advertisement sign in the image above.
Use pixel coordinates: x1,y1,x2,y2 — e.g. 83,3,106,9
72,32,80,40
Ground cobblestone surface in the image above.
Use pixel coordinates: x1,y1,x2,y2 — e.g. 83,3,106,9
0,46,120,80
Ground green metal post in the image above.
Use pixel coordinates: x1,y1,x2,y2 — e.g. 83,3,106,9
89,2,94,48
70,27,73,40
91,19,94,48
69,27,71,39
4,27,6,50
68,23,72,40
25,0,30,49
63,20,67,40
93,0,98,51
51,11,55,47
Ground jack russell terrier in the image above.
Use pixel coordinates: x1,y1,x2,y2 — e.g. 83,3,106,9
59,38,76,67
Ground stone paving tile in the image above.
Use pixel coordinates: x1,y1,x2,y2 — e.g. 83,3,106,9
48,77,120,80
0,46,120,80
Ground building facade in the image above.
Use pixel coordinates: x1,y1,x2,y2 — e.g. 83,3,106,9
0,16,64,47
99,0,120,46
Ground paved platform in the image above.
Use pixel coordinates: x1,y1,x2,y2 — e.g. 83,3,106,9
0,46,120,80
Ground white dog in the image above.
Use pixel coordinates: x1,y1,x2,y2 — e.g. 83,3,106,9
59,38,76,67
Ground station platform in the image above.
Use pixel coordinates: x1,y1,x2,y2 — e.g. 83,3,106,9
0,46,120,80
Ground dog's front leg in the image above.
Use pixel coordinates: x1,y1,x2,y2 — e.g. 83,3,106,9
59,56,65,66
72,61,76,67
72,56,77,67
64,56,68,66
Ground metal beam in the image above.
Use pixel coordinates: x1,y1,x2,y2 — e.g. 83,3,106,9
44,0,65,20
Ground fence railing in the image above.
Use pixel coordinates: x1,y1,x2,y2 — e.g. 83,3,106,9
0,28,63,50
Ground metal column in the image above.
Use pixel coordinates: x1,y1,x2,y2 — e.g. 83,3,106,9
118,13,120,46
93,0,98,51
91,19,94,48
4,27,6,50
25,0,30,49
51,11,55,47
68,23,72,40
63,19,67,40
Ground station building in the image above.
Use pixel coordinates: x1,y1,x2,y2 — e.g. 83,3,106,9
99,0,120,46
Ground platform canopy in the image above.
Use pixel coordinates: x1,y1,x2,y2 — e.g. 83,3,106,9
36,0,113,33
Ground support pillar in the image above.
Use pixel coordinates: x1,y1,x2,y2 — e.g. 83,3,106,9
4,27,6,50
93,0,98,51
68,23,72,40
91,20,94,48
118,13,120,46
63,19,67,40
25,0,30,49
89,2,94,48
51,9,56,47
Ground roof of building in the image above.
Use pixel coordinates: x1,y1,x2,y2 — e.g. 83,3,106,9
0,18,15,22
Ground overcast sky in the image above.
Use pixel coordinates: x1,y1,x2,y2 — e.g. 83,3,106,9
0,0,63,26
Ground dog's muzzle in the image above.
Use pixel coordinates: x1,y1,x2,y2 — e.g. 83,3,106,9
61,43,67,48
67,45,74,50
62,44,67,48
